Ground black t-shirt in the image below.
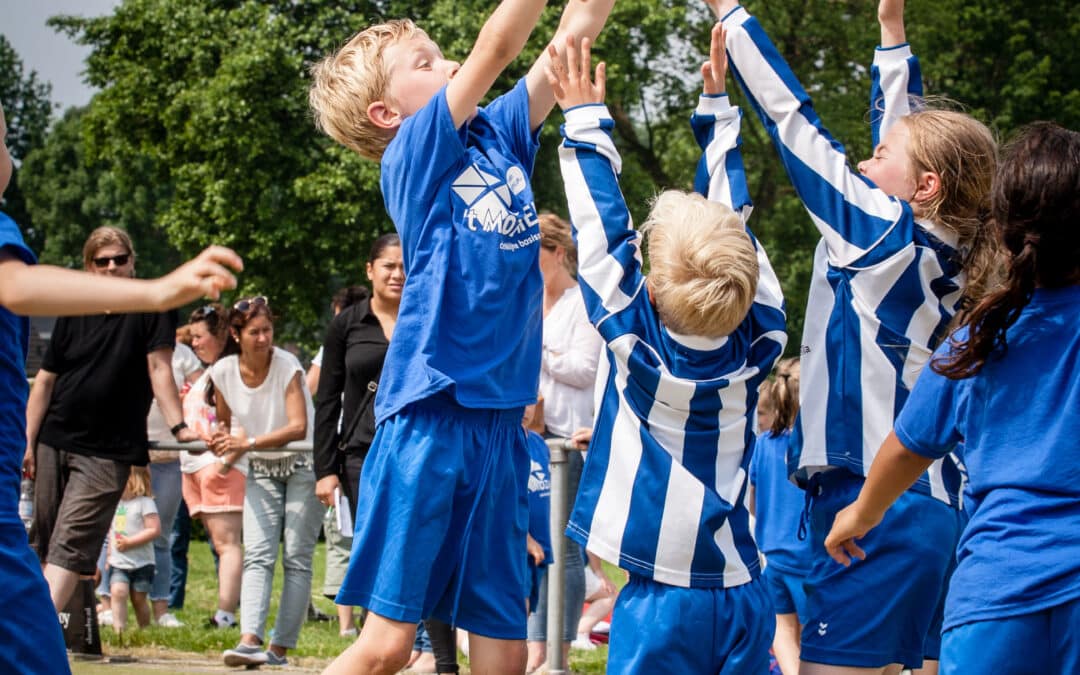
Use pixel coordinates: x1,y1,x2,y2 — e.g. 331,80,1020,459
38,310,178,465
313,300,389,479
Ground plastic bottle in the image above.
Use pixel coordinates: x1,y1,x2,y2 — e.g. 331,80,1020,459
18,477,33,530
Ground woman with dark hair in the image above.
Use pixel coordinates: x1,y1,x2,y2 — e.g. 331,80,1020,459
179,303,243,629
827,122,1080,674
210,297,320,668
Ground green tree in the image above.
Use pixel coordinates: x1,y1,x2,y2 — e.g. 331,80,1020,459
0,35,54,251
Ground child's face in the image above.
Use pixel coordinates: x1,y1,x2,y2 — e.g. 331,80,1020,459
0,107,11,198
858,120,918,202
381,35,460,121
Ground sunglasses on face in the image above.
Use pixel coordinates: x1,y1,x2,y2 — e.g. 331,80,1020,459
233,296,268,313
92,253,131,268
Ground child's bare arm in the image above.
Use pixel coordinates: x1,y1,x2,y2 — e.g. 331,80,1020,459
878,0,906,47
445,0,549,128
704,0,738,20
119,513,162,550
526,0,616,129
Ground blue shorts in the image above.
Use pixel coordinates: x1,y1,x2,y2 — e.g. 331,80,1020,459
0,522,70,674
607,574,773,675
336,396,529,639
762,564,808,624
800,470,961,669
110,564,155,594
941,595,1080,675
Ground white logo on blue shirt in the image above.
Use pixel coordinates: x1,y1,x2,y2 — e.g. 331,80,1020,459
452,163,539,238
528,459,550,494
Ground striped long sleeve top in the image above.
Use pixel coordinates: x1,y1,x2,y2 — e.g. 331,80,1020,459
559,96,786,588
721,6,964,505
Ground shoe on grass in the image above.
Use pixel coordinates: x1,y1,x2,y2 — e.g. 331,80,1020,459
98,609,113,627
156,612,184,628
223,642,267,667
571,634,597,651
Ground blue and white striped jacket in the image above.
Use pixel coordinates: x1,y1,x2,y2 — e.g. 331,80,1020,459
558,96,786,588
721,6,964,505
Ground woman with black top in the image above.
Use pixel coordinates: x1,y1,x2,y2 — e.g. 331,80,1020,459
313,234,458,673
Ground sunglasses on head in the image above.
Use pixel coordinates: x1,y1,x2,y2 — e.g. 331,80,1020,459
191,305,218,321
233,296,268,313
92,253,131,268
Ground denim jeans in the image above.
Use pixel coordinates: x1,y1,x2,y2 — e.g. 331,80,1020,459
240,461,324,648
169,500,190,608
149,460,183,603
527,450,585,642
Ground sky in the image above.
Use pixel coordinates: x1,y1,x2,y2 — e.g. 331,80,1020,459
1,0,121,112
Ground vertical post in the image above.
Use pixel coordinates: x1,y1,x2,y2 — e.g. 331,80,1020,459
545,438,569,675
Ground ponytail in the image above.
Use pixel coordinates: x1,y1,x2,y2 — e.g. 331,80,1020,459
761,358,800,435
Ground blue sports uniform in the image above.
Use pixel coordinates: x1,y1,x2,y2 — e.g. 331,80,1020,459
722,6,964,667
337,79,542,639
895,285,1080,674
525,431,552,610
749,430,811,621
0,213,71,674
558,95,786,673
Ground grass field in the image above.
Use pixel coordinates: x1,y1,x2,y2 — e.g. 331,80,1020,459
81,537,613,673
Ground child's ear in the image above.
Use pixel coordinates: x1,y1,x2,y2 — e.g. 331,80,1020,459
911,170,941,206
646,278,656,306
367,100,403,130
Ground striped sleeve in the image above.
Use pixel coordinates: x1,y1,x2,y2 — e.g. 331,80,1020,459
558,104,646,327
691,94,752,220
721,7,907,269
870,44,924,148
690,94,787,373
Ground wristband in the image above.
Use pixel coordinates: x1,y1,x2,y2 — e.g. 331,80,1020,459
170,421,189,437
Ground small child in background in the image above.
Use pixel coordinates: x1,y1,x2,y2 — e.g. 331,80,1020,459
523,403,553,616
107,466,161,633
749,358,810,675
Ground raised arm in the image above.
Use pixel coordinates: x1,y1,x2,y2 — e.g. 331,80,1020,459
708,2,908,269
549,38,644,325
869,0,922,146
526,0,617,129
445,0,549,128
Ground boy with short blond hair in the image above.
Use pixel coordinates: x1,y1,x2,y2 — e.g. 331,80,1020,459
310,2,615,674
548,27,786,673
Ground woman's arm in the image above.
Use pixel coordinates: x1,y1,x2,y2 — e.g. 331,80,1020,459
543,301,603,389
216,372,309,466
313,316,351,504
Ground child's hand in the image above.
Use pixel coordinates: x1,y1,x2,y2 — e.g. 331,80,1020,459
526,534,546,566
545,35,606,111
701,23,728,96
823,503,880,566
115,533,130,552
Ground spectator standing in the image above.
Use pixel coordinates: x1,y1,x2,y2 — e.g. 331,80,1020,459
213,297,320,668
24,226,196,615
528,213,603,672
145,335,202,628
180,303,243,628
106,466,161,634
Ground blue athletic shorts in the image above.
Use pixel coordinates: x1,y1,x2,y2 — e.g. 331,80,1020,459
800,470,961,669
941,595,1080,675
762,564,808,624
607,574,773,675
336,396,530,639
1,522,70,674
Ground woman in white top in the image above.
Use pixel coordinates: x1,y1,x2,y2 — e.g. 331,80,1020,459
528,213,605,672
208,297,319,668
180,303,244,629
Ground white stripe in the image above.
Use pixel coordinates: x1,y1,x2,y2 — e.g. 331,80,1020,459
653,464,703,587
713,519,753,586
797,242,833,468
874,44,916,140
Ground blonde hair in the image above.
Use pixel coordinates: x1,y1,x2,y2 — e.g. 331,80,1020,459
642,190,758,338
82,226,135,270
538,213,578,277
759,358,800,435
309,19,425,161
124,466,153,499
903,110,1001,304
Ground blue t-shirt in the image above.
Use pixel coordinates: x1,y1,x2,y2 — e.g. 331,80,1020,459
526,431,552,567
0,212,35,527
895,285,1080,631
375,78,543,423
749,430,811,574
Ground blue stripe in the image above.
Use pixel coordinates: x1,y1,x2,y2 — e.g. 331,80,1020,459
824,267,864,471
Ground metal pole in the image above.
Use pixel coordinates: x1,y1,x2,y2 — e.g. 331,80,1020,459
545,438,572,675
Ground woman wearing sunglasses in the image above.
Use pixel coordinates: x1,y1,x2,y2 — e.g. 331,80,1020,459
208,296,320,668
178,302,244,630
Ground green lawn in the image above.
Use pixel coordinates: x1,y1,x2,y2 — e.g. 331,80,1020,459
87,539,613,673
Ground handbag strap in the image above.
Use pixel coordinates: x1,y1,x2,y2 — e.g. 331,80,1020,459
338,380,378,451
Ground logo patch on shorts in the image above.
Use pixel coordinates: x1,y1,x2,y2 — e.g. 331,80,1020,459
817,621,828,636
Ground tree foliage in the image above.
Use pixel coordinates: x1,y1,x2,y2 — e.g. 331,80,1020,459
15,0,1080,352
0,35,54,252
